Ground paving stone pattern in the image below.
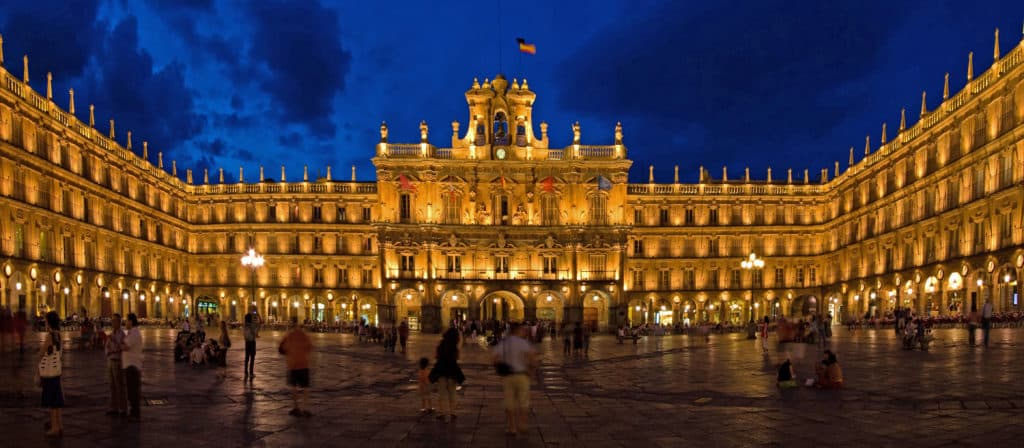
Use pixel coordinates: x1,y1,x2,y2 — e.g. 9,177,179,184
1,326,1022,447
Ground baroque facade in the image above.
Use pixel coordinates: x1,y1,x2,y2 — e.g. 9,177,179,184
1,34,1022,333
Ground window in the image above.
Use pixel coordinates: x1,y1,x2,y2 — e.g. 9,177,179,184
589,194,607,225
337,206,347,223
884,247,894,271
633,238,644,256
361,268,373,286
808,268,816,285
796,268,805,286
543,256,558,275
400,255,415,273
312,205,322,222
659,209,669,226
268,204,277,222
708,208,719,225
924,236,936,263
752,269,763,288
634,207,643,225
362,206,372,222
1000,154,1014,188
973,166,985,198
494,255,510,274
774,267,784,287
1000,214,1013,245
658,270,671,290
707,238,718,256
313,236,322,252
495,194,510,225
363,237,373,252
292,235,300,253
63,236,74,265
444,193,461,224
140,219,148,240
121,212,131,233
685,208,695,225
730,269,741,288
82,197,90,222
973,221,985,253
399,194,412,223
313,268,324,285
337,268,349,285
683,269,696,289
541,195,559,225
589,254,607,279
227,234,236,252
948,228,961,257
446,255,462,273
709,269,719,289
632,270,645,290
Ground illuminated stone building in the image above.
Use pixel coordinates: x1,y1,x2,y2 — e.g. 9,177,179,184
0,31,1022,332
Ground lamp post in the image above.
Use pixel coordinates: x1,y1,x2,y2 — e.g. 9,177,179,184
241,248,265,319
740,252,764,321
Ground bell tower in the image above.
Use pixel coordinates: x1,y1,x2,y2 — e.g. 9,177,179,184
458,74,544,159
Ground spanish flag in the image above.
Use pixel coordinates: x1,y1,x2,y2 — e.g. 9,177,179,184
517,38,536,55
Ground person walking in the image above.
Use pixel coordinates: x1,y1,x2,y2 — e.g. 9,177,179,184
981,299,993,347
967,305,980,346
417,357,434,413
430,328,464,423
122,313,143,421
40,311,64,437
243,313,257,380
493,323,538,436
216,320,231,380
279,318,313,417
104,314,127,416
760,316,770,353
398,319,410,353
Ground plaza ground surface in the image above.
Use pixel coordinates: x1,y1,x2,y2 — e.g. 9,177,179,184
1,326,1022,448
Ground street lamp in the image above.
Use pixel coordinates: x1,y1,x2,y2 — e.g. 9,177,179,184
241,248,265,318
740,252,764,320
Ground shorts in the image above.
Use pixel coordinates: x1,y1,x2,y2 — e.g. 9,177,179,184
287,369,310,388
502,373,530,410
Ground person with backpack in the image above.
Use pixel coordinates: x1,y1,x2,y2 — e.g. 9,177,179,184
243,313,257,380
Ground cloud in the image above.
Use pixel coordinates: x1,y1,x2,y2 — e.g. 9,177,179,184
78,16,205,169
557,0,916,175
243,0,352,138
0,0,101,82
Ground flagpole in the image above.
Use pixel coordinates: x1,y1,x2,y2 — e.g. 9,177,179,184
497,0,503,74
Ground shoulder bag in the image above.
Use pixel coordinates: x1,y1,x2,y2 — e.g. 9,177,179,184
493,339,512,376
38,332,63,378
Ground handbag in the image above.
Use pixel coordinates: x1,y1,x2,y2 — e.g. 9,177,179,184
38,333,62,378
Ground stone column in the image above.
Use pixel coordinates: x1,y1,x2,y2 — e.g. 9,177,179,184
421,304,441,333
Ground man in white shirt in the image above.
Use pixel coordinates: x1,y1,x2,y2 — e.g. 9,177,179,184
122,313,144,421
981,300,993,347
492,324,537,436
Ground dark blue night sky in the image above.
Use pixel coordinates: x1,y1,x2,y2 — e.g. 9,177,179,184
2,0,1023,183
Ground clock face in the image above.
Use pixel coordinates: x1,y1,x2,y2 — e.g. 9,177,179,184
496,148,507,160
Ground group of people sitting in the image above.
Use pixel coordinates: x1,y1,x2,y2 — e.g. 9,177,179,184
777,349,844,390
901,318,934,350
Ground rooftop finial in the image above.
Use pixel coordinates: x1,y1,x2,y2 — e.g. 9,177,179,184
203,168,209,184
219,168,224,184
172,160,176,176
674,165,679,183
68,88,75,115
158,151,163,169
649,165,655,183
143,140,149,160
281,165,286,182
767,167,772,183
303,165,309,182
901,106,907,131
472,77,480,89
967,51,974,81
326,165,332,181
920,91,928,118
419,120,428,143
880,122,887,144
126,131,133,150
109,119,115,139
379,121,388,142
615,121,623,145
22,54,29,83
572,121,581,144
787,168,792,184
351,164,356,182
259,165,264,182
849,147,855,167
46,72,52,100
521,78,529,89
943,73,949,99
239,166,244,183
89,105,95,127
994,28,1001,61
864,135,870,156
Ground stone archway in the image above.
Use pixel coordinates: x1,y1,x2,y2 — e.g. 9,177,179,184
534,290,565,325
395,288,423,328
440,290,469,331
479,290,525,322
582,290,610,332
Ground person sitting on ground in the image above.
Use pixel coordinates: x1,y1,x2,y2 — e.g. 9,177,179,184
776,358,797,389
814,350,843,389
190,342,206,367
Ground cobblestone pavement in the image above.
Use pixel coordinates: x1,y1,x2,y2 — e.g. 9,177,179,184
1,326,1022,447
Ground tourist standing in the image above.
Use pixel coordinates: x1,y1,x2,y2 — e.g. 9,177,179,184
398,319,410,353
967,305,980,346
417,357,434,413
122,313,143,421
981,299,993,347
243,313,257,380
279,318,313,417
760,316,770,353
431,328,464,423
40,311,64,437
493,323,537,436
104,314,127,416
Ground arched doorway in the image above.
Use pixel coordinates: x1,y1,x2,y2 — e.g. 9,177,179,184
534,290,564,325
947,272,965,314
196,296,219,320
440,290,468,329
677,298,697,326
791,295,818,317
626,298,646,326
479,291,524,322
583,290,610,332
997,266,1018,311
395,289,423,329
